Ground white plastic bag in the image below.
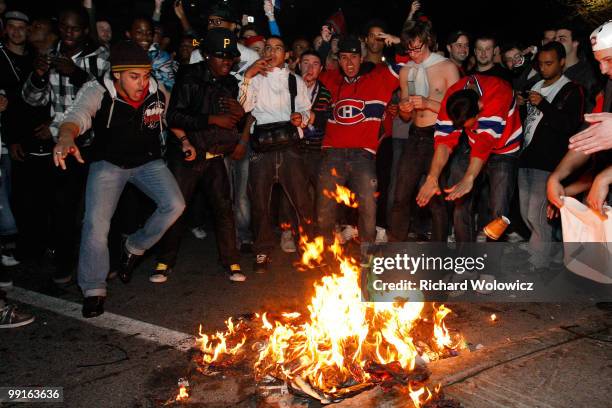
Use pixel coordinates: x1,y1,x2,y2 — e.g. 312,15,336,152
560,196,612,283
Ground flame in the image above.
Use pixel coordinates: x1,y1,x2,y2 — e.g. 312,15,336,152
323,184,359,208
175,386,189,401
490,313,497,322
280,223,292,231
299,234,325,267
433,304,455,351
197,236,462,398
408,383,434,408
253,241,433,394
331,168,339,177
197,317,246,364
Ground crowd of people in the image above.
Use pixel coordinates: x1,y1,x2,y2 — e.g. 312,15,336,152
0,0,611,325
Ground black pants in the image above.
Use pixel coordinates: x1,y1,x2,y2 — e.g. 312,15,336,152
388,125,448,242
12,154,56,260
249,146,313,255
53,156,88,272
278,148,321,230
157,157,239,267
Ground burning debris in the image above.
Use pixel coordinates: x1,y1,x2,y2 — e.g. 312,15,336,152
170,378,189,404
190,185,465,406
323,184,360,208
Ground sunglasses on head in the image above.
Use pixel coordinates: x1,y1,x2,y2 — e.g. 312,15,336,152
208,17,229,26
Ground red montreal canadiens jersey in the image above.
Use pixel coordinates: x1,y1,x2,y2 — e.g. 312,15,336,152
435,74,523,160
319,64,400,152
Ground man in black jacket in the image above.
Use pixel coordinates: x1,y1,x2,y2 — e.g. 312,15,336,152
518,41,584,270
54,41,185,318
154,28,246,282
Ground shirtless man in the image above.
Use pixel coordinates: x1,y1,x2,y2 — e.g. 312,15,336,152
388,21,460,242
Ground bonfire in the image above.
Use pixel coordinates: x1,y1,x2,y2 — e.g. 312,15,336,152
190,182,464,405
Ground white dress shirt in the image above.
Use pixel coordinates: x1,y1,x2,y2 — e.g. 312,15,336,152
240,66,311,127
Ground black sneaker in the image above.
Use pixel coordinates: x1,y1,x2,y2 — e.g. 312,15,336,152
52,269,73,285
227,264,246,282
118,244,141,284
253,254,269,274
240,242,253,254
0,268,12,288
82,296,105,318
0,304,35,328
150,262,171,283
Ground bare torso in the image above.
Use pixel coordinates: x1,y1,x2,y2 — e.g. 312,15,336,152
400,60,460,128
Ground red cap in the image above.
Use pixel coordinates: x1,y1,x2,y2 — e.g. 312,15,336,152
244,35,265,47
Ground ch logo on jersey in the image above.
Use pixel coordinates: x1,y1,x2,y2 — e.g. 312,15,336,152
143,100,165,129
333,99,366,125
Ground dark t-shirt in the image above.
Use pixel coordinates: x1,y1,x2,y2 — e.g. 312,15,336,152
470,64,512,84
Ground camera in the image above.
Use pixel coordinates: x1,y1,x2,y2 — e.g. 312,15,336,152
247,15,255,23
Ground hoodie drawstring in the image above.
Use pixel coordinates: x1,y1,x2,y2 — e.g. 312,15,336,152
106,98,115,128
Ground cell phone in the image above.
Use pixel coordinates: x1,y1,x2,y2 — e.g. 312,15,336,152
247,15,255,23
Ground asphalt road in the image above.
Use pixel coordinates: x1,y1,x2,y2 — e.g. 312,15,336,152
2,233,611,407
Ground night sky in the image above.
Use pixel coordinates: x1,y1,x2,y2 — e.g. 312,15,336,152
4,0,602,49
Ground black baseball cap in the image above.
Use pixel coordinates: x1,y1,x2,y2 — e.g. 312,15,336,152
203,28,241,59
208,2,239,24
337,36,362,55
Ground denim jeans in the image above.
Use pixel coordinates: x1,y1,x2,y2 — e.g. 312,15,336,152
227,150,252,245
157,156,239,267
518,167,557,268
448,142,518,243
78,160,185,297
388,126,448,242
279,148,321,229
249,146,313,255
317,148,378,243
0,153,17,236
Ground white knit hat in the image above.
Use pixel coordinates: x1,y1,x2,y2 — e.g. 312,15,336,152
590,20,612,51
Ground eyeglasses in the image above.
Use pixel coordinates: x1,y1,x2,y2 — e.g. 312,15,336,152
208,17,229,26
406,42,425,53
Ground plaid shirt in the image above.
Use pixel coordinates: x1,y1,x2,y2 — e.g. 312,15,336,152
149,43,177,91
22,42,109,145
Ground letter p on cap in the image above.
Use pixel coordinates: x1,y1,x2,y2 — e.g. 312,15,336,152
224,38,230,49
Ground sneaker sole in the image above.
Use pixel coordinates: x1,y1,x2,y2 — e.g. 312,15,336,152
281,246,297,253
0,281,13,288
229,274,247,282
0,315,35,328
149,274,168,283
52,276,73,285
1,260,20,267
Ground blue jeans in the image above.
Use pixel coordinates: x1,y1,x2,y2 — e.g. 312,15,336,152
518,168,558,268
0,154,17,236
227,151,252,245
448,143,518,242
78,160,185,297
317,148,378,243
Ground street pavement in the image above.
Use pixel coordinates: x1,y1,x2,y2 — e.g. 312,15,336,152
1,233,610,407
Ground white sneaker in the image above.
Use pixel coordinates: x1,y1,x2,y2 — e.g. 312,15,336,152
1,253,19,267
506,232,525,243
375,227,388,244
475,274,496,295
280,230,296,253
191,226,207,240
340,225,358,243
